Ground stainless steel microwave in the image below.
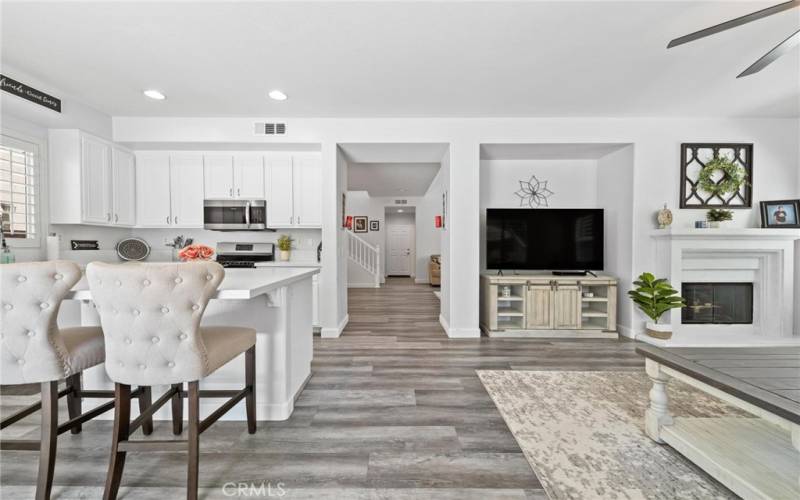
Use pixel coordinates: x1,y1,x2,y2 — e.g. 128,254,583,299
203,200,271,231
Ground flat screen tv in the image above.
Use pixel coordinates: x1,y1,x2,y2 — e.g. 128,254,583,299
486,208,604,271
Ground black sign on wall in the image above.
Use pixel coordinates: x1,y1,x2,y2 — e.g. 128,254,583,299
0,74,61,113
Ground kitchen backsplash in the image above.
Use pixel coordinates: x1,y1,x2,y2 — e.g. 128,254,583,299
51,225,321,265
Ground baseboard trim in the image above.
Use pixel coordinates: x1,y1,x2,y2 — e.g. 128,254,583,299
321,314,349,338
439,314,480,338
438,314,450,335
617,324,636,339
414,278,429,284
348,283,380,288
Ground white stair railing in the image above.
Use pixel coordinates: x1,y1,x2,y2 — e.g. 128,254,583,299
347,231,381,288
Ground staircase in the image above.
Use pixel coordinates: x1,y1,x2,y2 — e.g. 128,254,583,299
347,231,381,288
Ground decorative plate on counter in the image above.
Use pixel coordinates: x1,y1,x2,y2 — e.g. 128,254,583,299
116,237,151,261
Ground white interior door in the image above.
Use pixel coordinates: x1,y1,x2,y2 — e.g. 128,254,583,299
387,224,413,276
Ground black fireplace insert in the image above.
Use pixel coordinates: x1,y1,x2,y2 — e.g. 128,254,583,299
681,283,753,324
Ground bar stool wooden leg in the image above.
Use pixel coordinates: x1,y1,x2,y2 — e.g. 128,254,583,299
35,381,58,500
187,381,200,500
137,386,154,436
104,384,131,500
171,383,183,435
66,373,82,435
245,346,256,434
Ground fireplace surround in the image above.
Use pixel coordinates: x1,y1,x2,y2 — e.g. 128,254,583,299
650,228,799,343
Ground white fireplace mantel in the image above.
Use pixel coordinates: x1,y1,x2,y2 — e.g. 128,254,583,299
648,227,800,345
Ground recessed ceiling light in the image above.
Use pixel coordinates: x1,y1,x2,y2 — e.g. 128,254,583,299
143,89,166,100
268,90,288,101
397,209,404,213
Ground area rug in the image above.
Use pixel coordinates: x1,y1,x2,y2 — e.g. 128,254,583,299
477,370,744,500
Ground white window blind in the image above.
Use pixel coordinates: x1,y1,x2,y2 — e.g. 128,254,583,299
0,135,39,242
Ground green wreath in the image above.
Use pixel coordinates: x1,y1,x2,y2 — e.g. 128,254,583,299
697,157,748,196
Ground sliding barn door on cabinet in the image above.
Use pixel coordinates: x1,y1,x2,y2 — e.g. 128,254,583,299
526,285,552,329
553,285,581,329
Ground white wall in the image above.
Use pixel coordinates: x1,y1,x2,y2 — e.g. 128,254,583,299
1,64,113,262
417,167,445,283
597,145,635,336
479,159,600,271
110,116,800,338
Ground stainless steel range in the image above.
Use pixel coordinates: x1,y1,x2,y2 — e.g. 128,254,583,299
215,242,274,268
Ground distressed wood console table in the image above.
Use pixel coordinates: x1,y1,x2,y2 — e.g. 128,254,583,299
636,345,800,499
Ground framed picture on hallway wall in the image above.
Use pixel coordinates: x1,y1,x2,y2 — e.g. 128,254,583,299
369,220,380,231
353,216,368,233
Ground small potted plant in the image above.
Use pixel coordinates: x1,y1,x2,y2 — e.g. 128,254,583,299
706,208,733,228
628,272,685,340
276,234,294,261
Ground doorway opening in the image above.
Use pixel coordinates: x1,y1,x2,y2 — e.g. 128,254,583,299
385,206,416,277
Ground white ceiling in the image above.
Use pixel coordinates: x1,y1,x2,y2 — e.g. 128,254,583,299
2,1,799,117
348,163,441,196
480,143,631,160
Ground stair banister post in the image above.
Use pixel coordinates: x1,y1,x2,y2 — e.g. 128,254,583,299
375,244,381,288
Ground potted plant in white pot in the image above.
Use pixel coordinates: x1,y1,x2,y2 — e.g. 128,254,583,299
706,208,733,228
277,234,294,261
628,272,685,340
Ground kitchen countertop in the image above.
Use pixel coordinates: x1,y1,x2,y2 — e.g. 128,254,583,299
254,261,321,268
66,267,320,301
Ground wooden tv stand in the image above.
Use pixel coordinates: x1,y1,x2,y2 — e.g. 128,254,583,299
480,272,618,338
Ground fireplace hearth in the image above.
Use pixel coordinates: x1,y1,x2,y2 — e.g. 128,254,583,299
682,283,753,325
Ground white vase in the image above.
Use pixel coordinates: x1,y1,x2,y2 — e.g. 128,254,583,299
280,250,290,261
645,322,672,340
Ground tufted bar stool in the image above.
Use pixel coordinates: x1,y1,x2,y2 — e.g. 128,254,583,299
0,260,153,500
86,261,256,500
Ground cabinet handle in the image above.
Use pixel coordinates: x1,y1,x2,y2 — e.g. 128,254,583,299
237,188,240,197
114,214,118,223
107,213,111,222
229,188,233,197
166,215,170,224
290,216,293,225
297,216,300,225
174,216,178,225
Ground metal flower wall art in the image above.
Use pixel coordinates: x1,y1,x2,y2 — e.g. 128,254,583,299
514,175,554,207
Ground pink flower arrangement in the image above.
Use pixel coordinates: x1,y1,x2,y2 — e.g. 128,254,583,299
178,244,214,262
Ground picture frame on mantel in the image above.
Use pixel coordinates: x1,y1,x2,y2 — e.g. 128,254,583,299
760,199,800,228
679,143,753,209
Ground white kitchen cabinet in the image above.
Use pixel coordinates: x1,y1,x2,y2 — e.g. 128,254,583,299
80,135,112,224
293,155,322,227
135,153,172,227
204,155,234,199
234,155,265,199
266,154,322,228
266,155,294,226
111,148,136,226
135,153,203,228
49,130,135,227
170,155,204,227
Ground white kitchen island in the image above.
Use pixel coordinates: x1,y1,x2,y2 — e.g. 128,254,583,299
66,267,319,421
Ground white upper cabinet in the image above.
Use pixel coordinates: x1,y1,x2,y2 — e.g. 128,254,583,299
135,153,171,227
265,153,322,228
293,155,322,227
170,155,204,227
111,148,136,226
204,155,234,199
49,130,135,227
80,135,112,224
234,154,265,199
266,154,294,227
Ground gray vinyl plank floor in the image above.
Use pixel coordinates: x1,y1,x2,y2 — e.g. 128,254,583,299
1,277,645,499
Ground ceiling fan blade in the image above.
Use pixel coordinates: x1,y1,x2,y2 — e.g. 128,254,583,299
667,0,800,48
737,28,800,77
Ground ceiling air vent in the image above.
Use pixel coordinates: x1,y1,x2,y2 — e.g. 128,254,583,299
254,122,287,135
394,199,408,205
